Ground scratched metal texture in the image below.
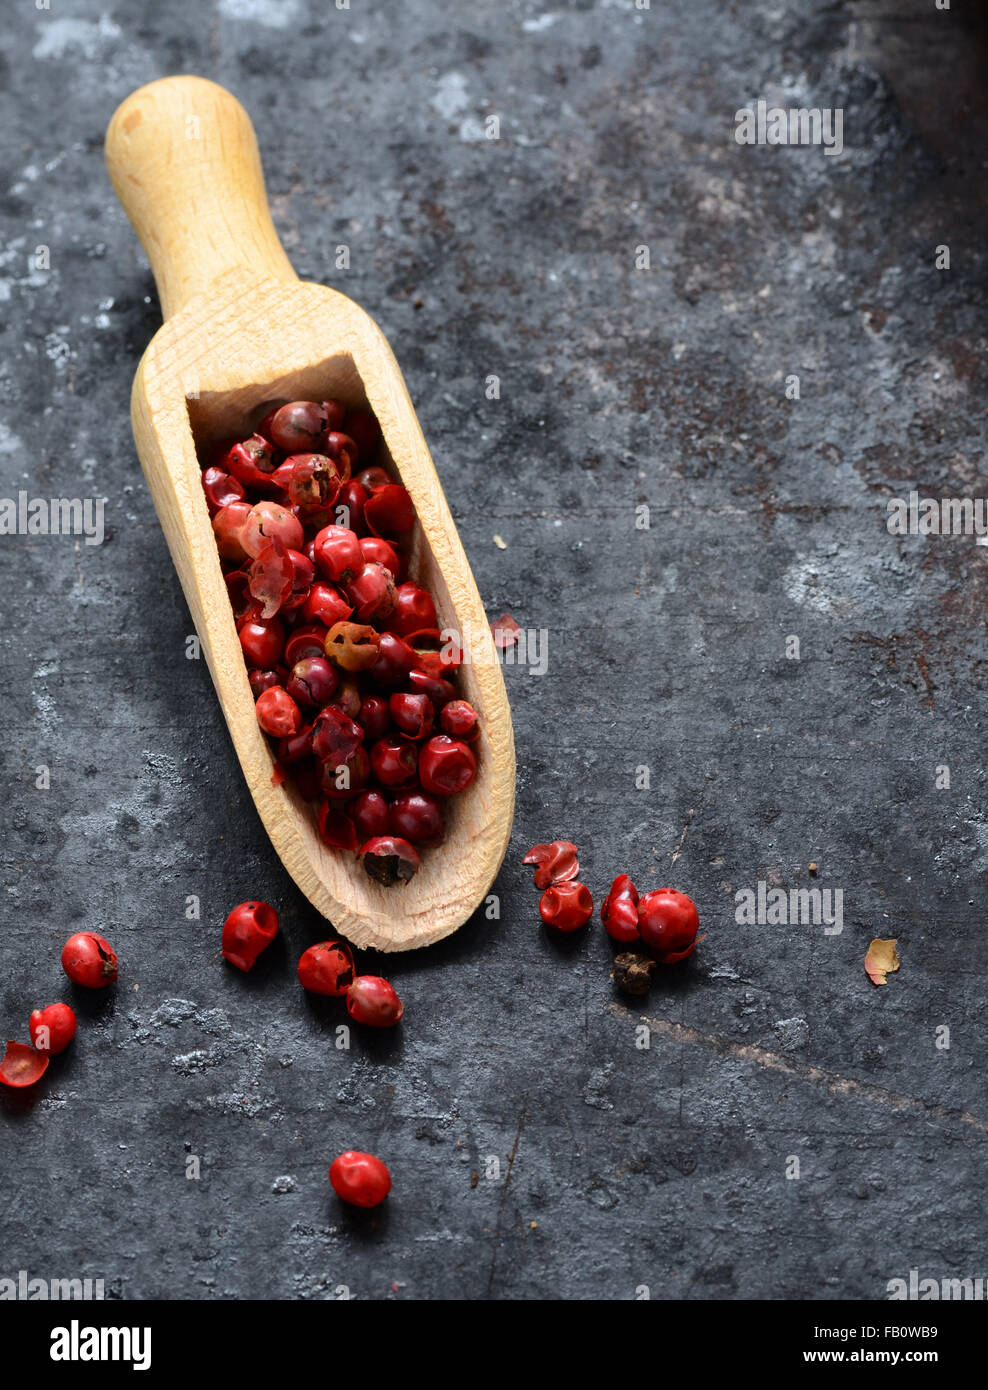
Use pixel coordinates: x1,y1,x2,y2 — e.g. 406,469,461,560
0,0,986,1300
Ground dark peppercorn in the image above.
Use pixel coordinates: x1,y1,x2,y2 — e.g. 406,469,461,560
612,952,656,995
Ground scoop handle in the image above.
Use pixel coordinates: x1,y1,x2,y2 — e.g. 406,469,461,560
106,76,297,320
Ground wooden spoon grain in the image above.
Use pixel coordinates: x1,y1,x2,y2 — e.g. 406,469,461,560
105,75,515,951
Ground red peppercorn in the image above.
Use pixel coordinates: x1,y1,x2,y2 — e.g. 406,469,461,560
332,678,363,720
341,409,381,459
347,561,397,622
201,465,246,516
267,400,331,454
225,569,254,621
286,452,345,522
292,760,321,801
351,789,391,841
369,735,419,788
364,483,415,537
284,623,326,667
311,705,365,765
440,699,479,741
269,459,298,496
388,691,434,740
221,901,278,972
278,723,314,764
522,840,580,889
389,791,444,846
357,465,391,492
241,500,304,559
61,932,119,988
329,1150,391,1208
285,656,338,707
319,745,370,798
223,434,280,491
366,631,416,689
239,616,286,668
539,882,594,932
327,397,350,429
313,524,362,585
359,535,400,577
256,685,301,737
248,667,286,700
302,581,352,628
637,889,701,963
212,500,252,561
386,581,437,636
418,734,476,796
297,939,355,996
346,974,404,1025
601,874,641,943
358,836,420,884
404,627,461,678
28,1003,77,1054
335,479,369,535
0,1041,49,1088
407,668,457,709
358,693,391,742
316,801,359,850
323,431,358,474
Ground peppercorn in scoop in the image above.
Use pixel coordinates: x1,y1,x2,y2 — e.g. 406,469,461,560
203,400,480,882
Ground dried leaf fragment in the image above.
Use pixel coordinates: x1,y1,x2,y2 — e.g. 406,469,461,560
865,937,900,987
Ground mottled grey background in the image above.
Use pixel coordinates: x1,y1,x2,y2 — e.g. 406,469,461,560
1,0,986,1301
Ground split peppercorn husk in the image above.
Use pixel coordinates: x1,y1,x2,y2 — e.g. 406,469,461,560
522,840,580,889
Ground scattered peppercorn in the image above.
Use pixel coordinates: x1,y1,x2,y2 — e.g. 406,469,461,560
346,975,404,1027
601,873,641,943
61,932,119,988
221,901,278,972
329,1150,392,1208
539,881,594,932
637,889,701,964
28,1003,77,1054
297,940,355,997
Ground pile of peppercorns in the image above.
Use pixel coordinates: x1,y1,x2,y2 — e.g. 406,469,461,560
203,398,480,886
522,841,702,993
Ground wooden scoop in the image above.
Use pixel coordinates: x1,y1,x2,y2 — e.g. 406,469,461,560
105,76,515,951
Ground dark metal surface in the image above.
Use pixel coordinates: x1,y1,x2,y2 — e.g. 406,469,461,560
1,0,986,1300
